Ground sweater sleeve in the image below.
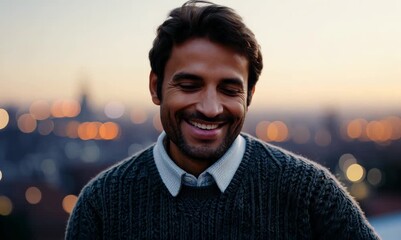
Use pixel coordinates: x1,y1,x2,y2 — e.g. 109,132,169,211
310,168,381,240
65,183,102,240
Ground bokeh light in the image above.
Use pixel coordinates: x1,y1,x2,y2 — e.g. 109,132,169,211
78,122,100,140
338,153,357,172
0,170,3,181
0,196,13,216
17,113,37,133
38,119,54,135
0,108,10,130
350,182,369,200
387,116,401,140
29,100,51,120
41,159,57,176
347,118,368,141
51,99,81,118
347,119,368,140
64,141,81,160
346,163,365,182
25,186,42,205
267,121,289,142
366,120,388,143
62,195,78,214
80,141,100,163
104,101,125,119
62,100,81,118
130,108,148,124
51,100,64,118
99,122,119,140
255,120,289,142
367,168,383,186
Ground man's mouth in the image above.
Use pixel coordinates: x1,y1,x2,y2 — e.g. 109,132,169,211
188,120,219,130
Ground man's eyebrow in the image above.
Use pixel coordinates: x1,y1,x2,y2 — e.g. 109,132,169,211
221,78,245,87
172,72,202,82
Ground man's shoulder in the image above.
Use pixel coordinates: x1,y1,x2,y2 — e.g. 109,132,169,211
79,145,155,196
241,133,328,174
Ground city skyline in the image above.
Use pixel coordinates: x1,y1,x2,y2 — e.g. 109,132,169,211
1,0,400,114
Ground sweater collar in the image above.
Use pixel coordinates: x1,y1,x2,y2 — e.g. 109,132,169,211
153,131,246,197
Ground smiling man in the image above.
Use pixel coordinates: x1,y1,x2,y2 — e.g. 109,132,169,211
66,1,380,239
150,37,250,177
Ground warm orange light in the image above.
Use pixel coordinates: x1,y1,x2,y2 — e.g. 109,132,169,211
0,196,13,216
347,119,363,139
386,116,401,141
78,122,89,140
0,108,10,130
86,122,101,139
379,119,392,142
130,108,148,124
62,195,78,214
99,122,119,140
78,122,101,140
51,100,64,118
62,100,81,118
17,113,37,133
25,187,42,204
267,121,288,142
29,100,51,120
51,99,81,118
366,120,390,142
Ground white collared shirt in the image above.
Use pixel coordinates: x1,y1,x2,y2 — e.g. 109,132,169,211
153,132,246,197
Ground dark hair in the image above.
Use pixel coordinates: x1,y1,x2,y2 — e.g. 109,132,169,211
149,0,263,105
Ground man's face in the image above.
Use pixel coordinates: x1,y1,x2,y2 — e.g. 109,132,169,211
150,38,253,170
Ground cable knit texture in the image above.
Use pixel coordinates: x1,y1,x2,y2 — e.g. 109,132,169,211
65,134,380,239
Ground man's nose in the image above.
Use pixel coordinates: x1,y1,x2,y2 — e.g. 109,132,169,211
196,90,223,118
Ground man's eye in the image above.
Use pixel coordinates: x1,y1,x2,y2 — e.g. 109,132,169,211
221,87,243,96
178,83,199,91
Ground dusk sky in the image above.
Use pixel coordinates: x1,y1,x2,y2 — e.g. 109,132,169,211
1,0,400,115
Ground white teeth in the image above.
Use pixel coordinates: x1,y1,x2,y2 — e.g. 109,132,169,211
189,121,218,130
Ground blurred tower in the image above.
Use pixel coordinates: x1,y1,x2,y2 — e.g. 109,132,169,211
76,77,93,122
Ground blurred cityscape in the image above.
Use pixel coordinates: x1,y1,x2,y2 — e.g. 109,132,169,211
1,86,401,239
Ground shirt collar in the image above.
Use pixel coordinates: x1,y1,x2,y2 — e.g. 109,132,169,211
153,131,246,197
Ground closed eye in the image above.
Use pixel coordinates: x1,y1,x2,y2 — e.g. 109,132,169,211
219,79,245,97
220,87,244,96
172,72,203,92
177,82,201,92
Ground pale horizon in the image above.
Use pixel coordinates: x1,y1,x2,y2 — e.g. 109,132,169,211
1,0,400,115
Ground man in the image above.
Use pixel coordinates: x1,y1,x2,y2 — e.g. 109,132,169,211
66,1,380,239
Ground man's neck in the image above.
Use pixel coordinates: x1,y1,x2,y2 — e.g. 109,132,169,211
163,137,214,177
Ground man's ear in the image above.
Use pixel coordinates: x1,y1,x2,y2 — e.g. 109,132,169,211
149,71,161,105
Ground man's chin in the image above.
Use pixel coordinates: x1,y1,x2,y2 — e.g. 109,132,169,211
181,144,226,162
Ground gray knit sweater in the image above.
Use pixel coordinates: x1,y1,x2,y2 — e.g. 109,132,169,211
66,134,380,239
